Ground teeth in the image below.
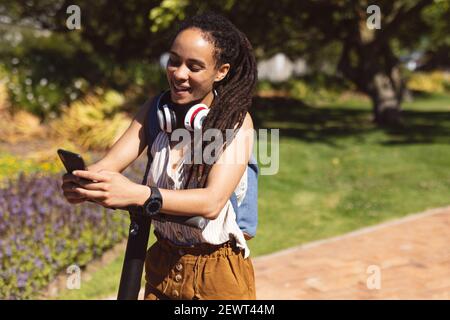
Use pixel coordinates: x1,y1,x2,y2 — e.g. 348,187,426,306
174,84,189,91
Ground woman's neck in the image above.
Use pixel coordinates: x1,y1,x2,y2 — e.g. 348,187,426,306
200,90,215,108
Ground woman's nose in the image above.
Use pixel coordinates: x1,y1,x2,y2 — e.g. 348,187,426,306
173,65,189,81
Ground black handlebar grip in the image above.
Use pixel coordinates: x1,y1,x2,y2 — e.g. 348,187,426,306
150,214,207,229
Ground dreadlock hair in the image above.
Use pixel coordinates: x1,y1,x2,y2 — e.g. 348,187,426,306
170,12,258,189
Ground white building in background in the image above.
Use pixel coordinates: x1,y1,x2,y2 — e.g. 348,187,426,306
258,53,293,82
293,58,308,76
257,53,308,82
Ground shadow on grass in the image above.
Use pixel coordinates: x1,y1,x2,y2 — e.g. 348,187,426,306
382,110,450,145
251,96,450,145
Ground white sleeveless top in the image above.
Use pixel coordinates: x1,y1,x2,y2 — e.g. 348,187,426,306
145,131,250,258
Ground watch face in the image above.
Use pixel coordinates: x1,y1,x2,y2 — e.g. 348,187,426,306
145,200,161,215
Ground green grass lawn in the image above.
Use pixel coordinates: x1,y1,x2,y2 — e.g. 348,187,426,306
56,251,127,300
42,93,450,299
252,92,450,255
56,230,157,300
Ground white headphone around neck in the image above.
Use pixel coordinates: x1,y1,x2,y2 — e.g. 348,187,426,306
157,89,217,133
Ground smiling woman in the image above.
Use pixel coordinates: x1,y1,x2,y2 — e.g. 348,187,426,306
61,11,258,300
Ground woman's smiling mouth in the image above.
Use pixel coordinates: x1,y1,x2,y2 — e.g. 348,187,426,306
172,83,191,95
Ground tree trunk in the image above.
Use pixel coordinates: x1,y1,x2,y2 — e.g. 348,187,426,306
368,69,404,126
368,62,406,127
337,20,407,128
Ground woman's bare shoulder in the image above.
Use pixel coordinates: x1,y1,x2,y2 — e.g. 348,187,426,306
233,112,253,131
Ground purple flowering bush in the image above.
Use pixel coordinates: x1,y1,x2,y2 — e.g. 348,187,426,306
0,159,147,299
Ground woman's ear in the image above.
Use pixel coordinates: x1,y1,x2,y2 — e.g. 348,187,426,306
215,63,230,82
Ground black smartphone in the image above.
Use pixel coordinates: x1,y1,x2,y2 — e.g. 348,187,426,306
57,149,86,173
58,149,100,206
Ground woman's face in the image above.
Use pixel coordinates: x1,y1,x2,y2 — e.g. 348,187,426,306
166,27,230,105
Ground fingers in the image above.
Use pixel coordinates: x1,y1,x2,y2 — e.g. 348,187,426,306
74,187,106,200
77,179,108,191
62,181,79,192
62,180,87,201
62,173,79,184
62,171,112,205
63,190,86,203
73,170,109,183
61,175,94,205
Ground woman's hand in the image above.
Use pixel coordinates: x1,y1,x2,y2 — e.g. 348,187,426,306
71,170,148,209
61,162,108,205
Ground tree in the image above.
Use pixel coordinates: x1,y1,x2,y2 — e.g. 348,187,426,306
1,0,447,125
0,0,170,117
164,0,446,126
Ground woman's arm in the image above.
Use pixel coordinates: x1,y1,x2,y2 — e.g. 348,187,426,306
73,112,254,219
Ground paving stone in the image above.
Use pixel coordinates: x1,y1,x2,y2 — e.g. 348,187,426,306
253,206,450,300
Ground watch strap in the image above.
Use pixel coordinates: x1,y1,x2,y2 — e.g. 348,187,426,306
142,186,162,216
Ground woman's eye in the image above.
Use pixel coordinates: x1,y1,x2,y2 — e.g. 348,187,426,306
190,66,202,72
167,58,180,66
167,57,201,72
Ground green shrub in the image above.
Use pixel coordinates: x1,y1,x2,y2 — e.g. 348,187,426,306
49,90,131,150
407,71,450,94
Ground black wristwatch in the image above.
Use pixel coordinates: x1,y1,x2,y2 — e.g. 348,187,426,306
142,186,163,217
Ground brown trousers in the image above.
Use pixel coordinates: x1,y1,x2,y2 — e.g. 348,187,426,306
144,232,256,300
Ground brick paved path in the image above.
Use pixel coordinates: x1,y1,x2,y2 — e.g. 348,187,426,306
253,206,450,299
